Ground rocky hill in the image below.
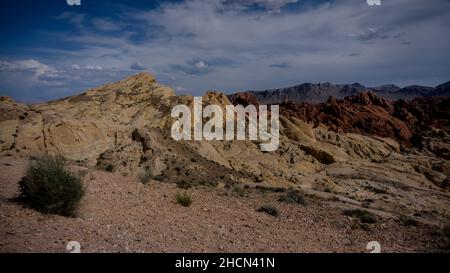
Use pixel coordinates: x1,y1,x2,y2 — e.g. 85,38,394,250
1,73,449,252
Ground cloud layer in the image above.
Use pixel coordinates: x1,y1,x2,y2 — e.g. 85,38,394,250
1,0,450,102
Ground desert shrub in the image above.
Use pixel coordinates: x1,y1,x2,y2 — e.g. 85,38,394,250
176,192,192,207
255,185,286,193
152,175,166,182
257,205,280,217
19,156,84,216
399,215,419,227
138,169,152,184
360,213,378,224
344,209,378,224
97,162,114,172
177,180,192,189
278,190,306,206
233,185,247,197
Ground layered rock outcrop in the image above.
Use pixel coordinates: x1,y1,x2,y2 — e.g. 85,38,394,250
1,73,449,224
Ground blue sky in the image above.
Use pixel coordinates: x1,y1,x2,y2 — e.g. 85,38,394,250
1,0,450,103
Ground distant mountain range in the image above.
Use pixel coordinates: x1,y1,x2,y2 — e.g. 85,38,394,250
237,81,450,104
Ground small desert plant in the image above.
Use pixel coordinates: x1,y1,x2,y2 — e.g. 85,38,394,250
152,175,166,182
344,209,378,224
233,185,247,197
176,192,192,207
177,180,192,189
278,190,306,206
19,156,84,216
257,204,280,217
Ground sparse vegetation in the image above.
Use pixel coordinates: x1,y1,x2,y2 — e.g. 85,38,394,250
255,185,286,193
176,192,192,207
399,214,419,227
278,190,306,206
19,156,84,216
344,209,378,224
257,205,280,217
177,180,192,189
97,162,114,172
152,175,166,182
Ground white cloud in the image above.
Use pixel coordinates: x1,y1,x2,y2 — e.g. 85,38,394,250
175,86,188,92
85,65,103,71
2,0,450,102
130,62,147,71
222,0,299,11
195,61,208,69
171,60,214,75
0,59,61,82
71,64,103,71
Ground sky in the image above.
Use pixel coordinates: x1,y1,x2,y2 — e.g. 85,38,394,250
0,0,450,103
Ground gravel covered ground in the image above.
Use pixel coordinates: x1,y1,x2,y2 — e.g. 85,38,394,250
0,156,448,253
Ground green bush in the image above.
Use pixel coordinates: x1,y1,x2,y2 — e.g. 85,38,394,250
360,213,378,224
257,204,280,217
176,192,192,207
19,156,84,216
278,190,306,206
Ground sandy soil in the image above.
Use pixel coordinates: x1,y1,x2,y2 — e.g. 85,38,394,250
0,156,448,253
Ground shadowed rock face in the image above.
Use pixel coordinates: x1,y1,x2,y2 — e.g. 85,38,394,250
279,92,413,144
228,92,260,107
394,96,450,132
